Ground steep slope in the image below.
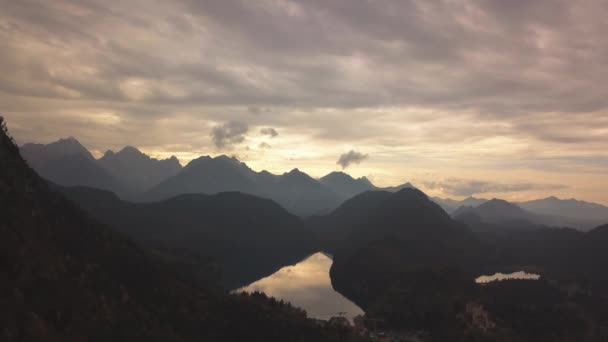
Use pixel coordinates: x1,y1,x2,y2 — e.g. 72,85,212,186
20,137,131,197
99,146,182,191
62,186,316,289
0,117,363,342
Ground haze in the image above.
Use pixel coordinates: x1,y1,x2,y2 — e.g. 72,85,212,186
2,0,607,204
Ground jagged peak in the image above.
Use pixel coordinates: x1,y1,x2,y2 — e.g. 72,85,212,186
54,136,84,146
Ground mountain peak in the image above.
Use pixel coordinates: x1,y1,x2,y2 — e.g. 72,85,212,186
103,149,115,158
286,168,306,176
323,170,351,178
394,186,427,199
21,136,95,162
214,154,239,162
56,136,83,146
118,145,143,155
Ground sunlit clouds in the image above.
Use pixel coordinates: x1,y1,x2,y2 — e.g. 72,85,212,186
1,0,608,203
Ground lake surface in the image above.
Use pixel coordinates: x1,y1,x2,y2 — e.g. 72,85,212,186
237,252,364,321
476,271,541,284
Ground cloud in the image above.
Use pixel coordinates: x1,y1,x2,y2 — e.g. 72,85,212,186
1,0,608,203
210,121,248,149
258,142,271,149
337,150,368,169
260,127,278,138
423,179,568,197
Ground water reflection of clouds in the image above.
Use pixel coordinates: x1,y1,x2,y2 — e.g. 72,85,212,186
238,253,363,320
476,271,541,284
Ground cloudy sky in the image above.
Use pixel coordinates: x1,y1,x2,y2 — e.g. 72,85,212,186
2,0,608,204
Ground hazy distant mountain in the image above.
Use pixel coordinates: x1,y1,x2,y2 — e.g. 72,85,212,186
99,146,182,191
450,198,550,233
21,137,423,216
21,138,130,196
144,156,343,216
433,195,608,231
319,171,376,199
144,155,260,200
470,199,537,224
431,196,488,213
518,196,608,230
379,181,417,192
266,168,343,216
21,136,94,168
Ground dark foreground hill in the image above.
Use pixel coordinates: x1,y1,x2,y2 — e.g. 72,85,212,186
318,188,608,341
60,186,316,289
0,117,367,341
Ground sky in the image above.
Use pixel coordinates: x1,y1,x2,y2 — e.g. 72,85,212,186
1,0,607,204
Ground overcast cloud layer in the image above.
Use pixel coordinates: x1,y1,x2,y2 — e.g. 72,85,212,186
1,0,607,203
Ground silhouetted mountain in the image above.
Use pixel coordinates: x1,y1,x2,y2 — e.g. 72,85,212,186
451,204,474,217
316,188,474,255
21,137,132,197
21,136,95,167
452,199,541,231
61,185,315,289
435,195,608,231
267,169,342,216
518,196,608,231
319,171,375,199
99,146,182,191
321,189,508,340
0,117,366,342
379,182,417,192
431,197,489,213
144,157,343,216
320,186,608,340
145,155,259,200
21,136,422,216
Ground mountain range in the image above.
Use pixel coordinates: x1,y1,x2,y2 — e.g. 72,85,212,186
0,118,353,341
99,146,182,191
439,196,608,231
5,120,608,341
20,137,608,228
